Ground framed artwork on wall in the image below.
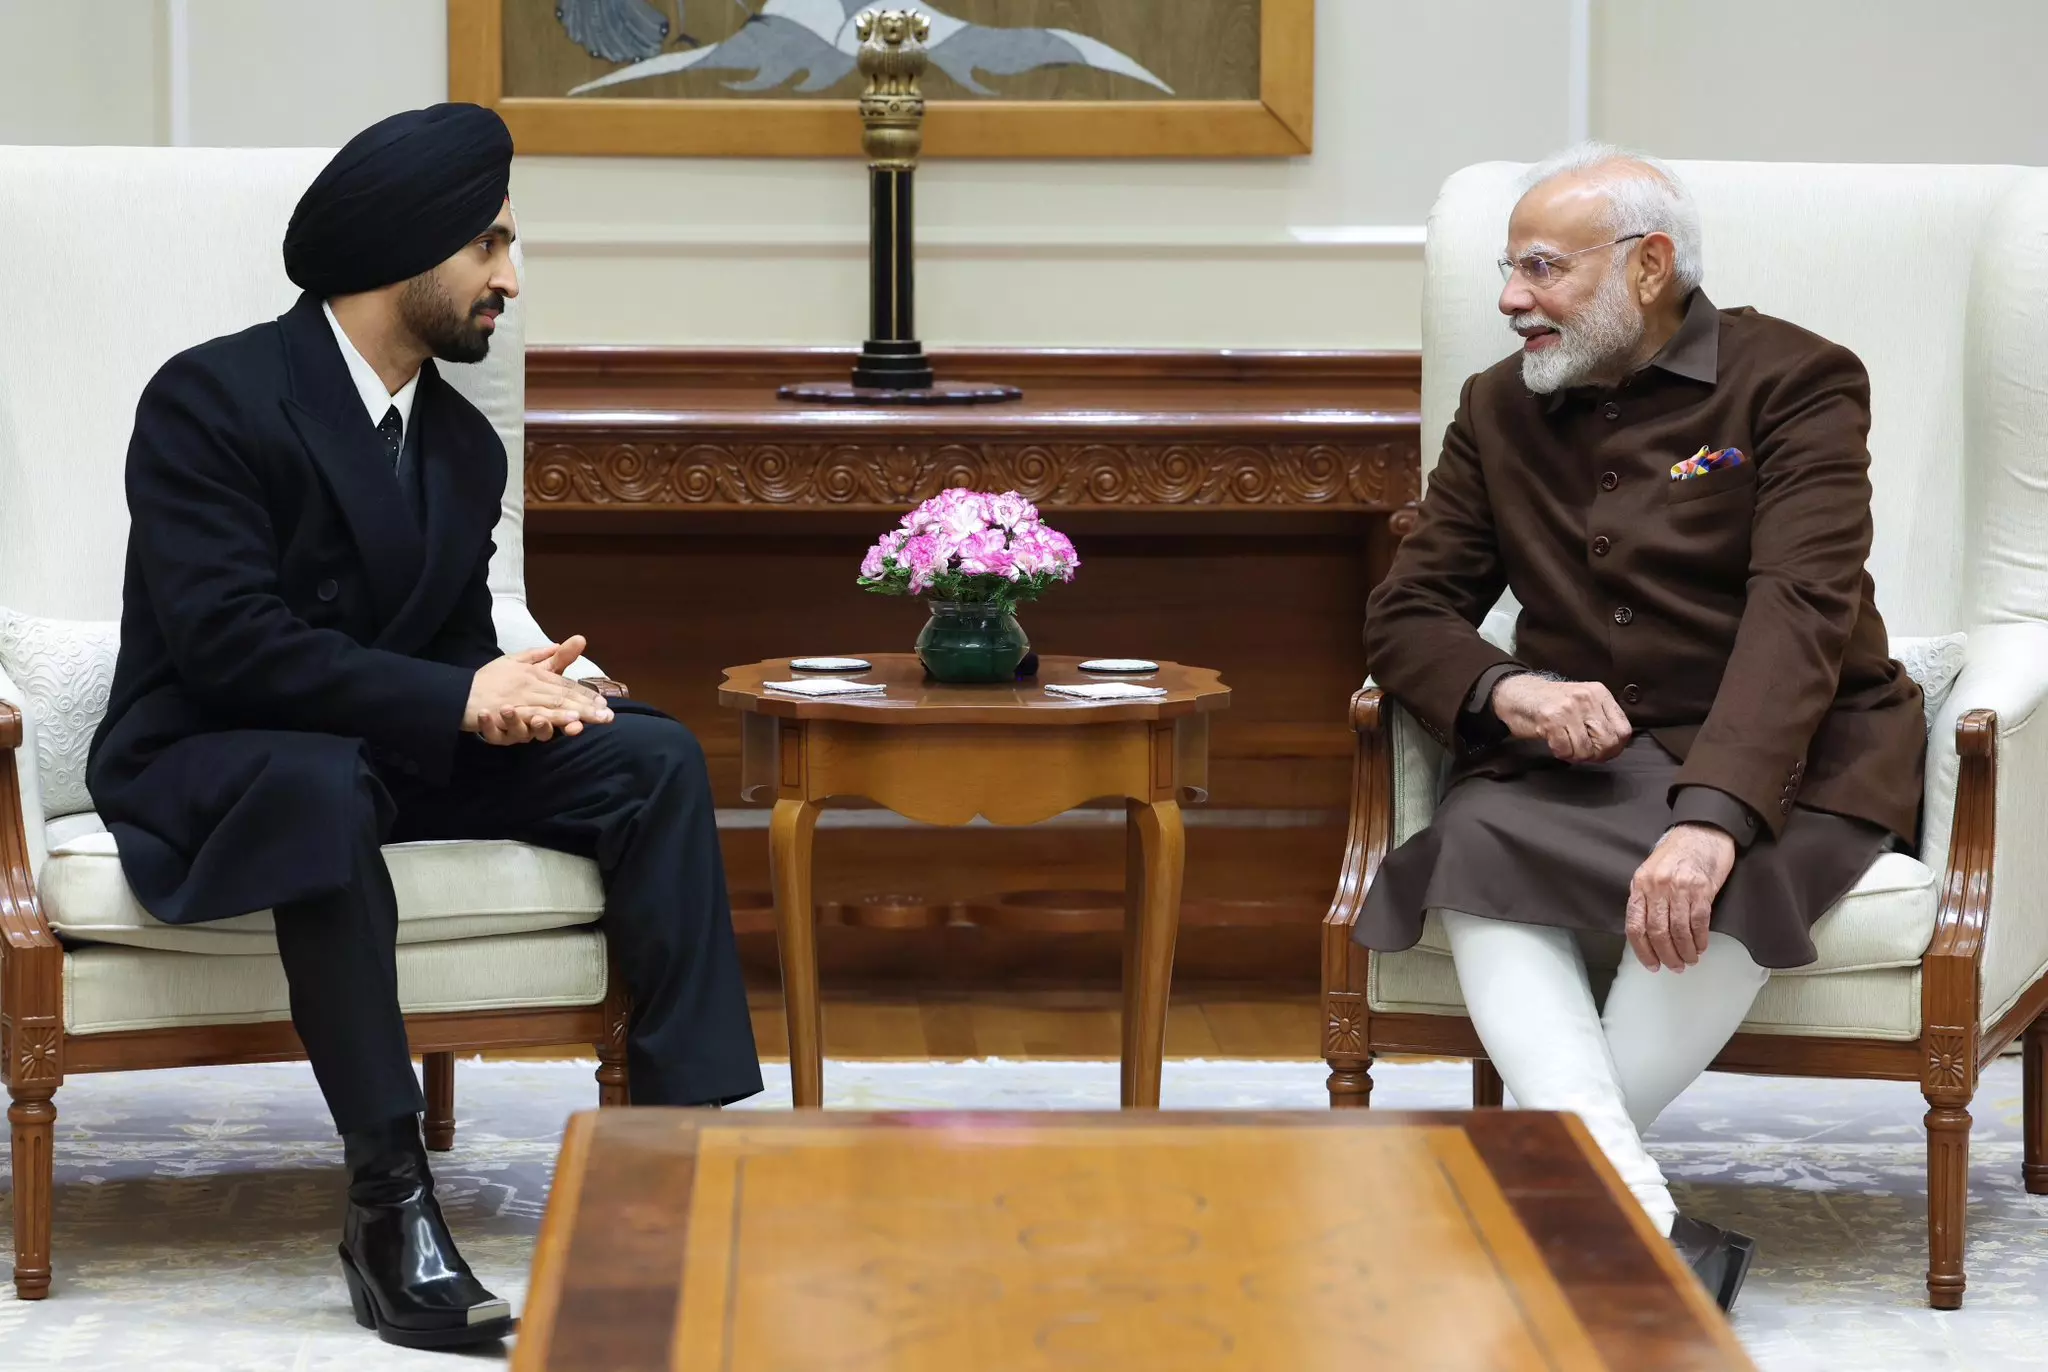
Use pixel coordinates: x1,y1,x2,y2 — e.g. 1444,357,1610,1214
447,0,1312,158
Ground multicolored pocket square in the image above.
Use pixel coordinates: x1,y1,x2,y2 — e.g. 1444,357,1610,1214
1670,446,1747,480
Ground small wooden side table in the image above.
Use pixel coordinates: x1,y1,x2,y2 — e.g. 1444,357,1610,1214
717,655,1230,1108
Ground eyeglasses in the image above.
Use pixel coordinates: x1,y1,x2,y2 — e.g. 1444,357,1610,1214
1497,233,1647,285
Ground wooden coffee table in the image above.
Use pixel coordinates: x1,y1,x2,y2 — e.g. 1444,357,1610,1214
512,1108,1754,1371
718,655,1230,1109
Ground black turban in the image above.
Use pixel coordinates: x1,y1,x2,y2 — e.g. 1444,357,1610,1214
283,103,513,297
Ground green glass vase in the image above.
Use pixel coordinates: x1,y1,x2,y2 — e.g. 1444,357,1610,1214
915,600,1029,684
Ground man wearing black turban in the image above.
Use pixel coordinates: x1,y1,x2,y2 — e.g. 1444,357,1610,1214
88,105,761,1350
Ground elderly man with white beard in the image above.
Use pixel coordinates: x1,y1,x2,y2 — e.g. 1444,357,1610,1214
1354,144,1926,1311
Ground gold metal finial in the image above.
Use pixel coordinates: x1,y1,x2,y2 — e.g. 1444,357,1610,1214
856,9,929,169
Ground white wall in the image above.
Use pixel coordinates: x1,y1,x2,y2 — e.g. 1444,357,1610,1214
179,0,448,149
1598,1,2048,165
0,2,161,145
4,0,2043,348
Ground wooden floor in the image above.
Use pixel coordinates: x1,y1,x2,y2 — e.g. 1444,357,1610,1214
490,990,1323,1062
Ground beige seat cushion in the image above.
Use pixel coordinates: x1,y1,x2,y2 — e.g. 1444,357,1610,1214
64,928,608,1035
1406,851,1937,975
41,829,604,955
1372,852,1941,1042
1369,944,1924,1041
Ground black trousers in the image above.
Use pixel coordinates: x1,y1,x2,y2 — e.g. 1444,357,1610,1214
271,711,762,1133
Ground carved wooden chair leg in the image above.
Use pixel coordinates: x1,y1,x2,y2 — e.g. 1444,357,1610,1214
595,1035,629,1108
2025,1015,2048,1195
1472,1058,1504,1108
7,1073,58,1299
1922,1075,1975,1310
422,1052,456,1152
1326,1053,1374,1108
595,946,632,1108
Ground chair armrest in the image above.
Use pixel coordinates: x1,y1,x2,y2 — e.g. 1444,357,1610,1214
1923,623,2048,1038
1921,624,2048,865
1922,710,1995,1040
1,697,65,1101
1324,687,1393,935
0,659,49,879
1321,680,1451,1047
0,699,60,957
1323,682,1448,934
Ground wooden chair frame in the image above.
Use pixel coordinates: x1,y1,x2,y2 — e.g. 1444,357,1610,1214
0,700,633,1300
1320,686,2045,1310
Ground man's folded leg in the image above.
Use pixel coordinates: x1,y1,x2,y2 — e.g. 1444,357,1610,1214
1601,932,1770,1311
270,760,513,1349
1602,932,1770,1135
1437,908,1680,1236
270,769,421,1132
390,710,763,1107
1437,906,1768,1310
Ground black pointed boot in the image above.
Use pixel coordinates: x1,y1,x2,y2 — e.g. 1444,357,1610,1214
336,1113,515,1349
1670,1213,1756,1312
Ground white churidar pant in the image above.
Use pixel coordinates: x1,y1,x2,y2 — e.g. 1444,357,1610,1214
1437,908,1771,1236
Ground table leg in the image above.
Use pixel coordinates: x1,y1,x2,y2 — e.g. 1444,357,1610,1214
1122,798,1185,1109
769,798,824,1108
1120,810,1142,1106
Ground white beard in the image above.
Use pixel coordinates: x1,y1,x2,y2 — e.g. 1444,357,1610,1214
1514,268,1646,394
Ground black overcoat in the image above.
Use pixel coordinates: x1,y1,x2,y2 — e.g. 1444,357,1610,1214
87,292,507,925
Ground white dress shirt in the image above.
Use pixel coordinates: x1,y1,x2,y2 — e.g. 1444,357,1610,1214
322,301,419,455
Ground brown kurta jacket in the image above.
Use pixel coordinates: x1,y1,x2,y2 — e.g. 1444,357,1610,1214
1366,291,1925,845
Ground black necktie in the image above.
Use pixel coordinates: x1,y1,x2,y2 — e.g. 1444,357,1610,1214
378,406,403,473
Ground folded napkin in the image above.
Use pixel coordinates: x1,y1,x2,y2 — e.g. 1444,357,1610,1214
1079,658,1159,673
764,678,886,698
790,656,872,671
1045,682,1168,701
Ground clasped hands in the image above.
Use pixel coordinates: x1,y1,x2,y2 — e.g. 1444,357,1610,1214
1489,673,1737,973
465,635,613,745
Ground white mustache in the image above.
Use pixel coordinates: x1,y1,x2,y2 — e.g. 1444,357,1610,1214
1510,311,1564,337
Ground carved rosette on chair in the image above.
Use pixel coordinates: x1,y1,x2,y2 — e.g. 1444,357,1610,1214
779,9,1020,407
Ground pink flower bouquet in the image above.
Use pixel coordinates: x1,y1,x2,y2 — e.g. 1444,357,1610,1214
858,489,1080,609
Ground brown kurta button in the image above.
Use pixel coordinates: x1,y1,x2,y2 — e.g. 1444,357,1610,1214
1613,606,1633,625
1622,683,1641,703
1592,535,1612,556
1602,402,1621,420
1780,798,1794,815
1599,471,1619,491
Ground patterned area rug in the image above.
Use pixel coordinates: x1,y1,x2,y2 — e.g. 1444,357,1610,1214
0,1058,2042,1370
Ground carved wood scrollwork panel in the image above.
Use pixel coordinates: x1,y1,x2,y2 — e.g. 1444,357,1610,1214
526,437,1422,512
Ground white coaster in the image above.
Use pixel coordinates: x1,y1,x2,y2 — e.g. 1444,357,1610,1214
764,678,887,698
790,656,873,671
1045,682,1168,701
1079,658,1159,674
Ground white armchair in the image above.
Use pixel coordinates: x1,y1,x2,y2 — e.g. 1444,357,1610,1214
0,147,630,1300
1323,161,2048,1309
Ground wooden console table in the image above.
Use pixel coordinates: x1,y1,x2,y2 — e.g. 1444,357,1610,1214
524,348,1421,996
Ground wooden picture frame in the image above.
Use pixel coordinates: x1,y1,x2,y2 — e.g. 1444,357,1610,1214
447,0,1312,158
